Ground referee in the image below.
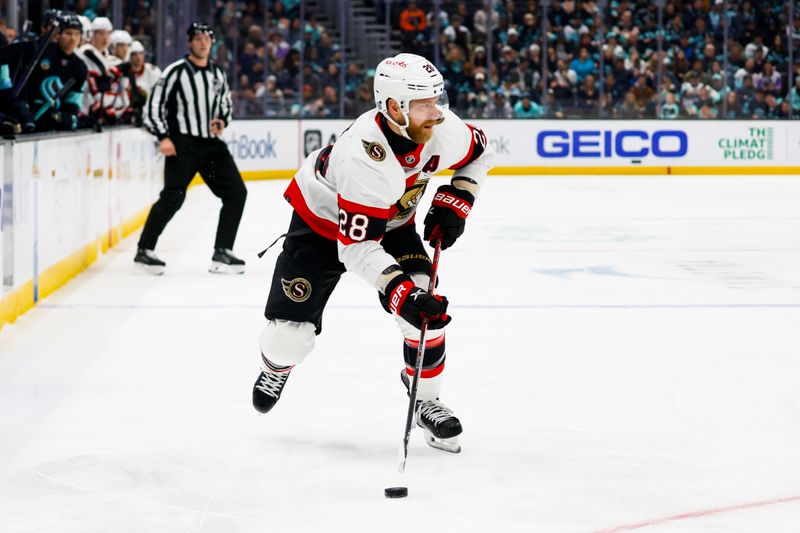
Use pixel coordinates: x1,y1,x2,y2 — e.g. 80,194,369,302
135,22,247,275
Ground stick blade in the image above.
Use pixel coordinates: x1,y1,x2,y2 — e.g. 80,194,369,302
398,441,408,473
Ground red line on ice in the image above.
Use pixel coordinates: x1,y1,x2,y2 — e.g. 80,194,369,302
592,495,800,533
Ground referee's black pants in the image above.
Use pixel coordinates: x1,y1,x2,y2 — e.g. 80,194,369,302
138,135,247,251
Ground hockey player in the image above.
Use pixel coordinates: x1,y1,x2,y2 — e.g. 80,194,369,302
251,53,492,453
128,41,161,97
125,40,160,125
78,17,130,125
108,30,132,65
0,12,87,132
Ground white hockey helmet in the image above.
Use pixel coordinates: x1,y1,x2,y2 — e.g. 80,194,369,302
110,30,132,46
91,17,113,33
78,15,91,41
374,53,447,139
130,40,145,54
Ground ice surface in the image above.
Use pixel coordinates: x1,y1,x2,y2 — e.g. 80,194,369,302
1,175,799,532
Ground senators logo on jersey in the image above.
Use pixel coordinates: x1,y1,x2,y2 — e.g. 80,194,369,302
392,175,430,221
281,277,312,302
362,140,386,161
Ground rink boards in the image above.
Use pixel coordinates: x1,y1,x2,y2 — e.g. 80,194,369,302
0,129,163,328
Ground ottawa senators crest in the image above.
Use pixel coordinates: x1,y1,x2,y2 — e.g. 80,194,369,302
281,277,312,302
362,140,386,161
392,175,430,220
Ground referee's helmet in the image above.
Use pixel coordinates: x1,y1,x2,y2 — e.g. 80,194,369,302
187,22,215,42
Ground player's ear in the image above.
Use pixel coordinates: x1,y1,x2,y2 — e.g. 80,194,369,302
387,98,400,118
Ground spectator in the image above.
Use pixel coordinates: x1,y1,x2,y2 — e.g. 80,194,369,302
775,99,792,119
763,93,780,118
631,75,656,112
790,77,800,115
680,70,704,117
569,48,595,82
466,72,491,117
660,91,681,119
722,91,742,119
518,12,539,49
576,75,598,115
346,83,373,117
513,94,543,118
550,59,577,103
321,85,339,116
505,27,522,52
444,14,471,55
483,90,513,118
697,86,719,119
747,88,769,118
617,90,642,118
541,90,565,119
754,61,781,93
744,34,768,60
400,1,427,51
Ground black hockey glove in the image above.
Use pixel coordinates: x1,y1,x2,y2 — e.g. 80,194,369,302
423,184,475,250
380,274,451,330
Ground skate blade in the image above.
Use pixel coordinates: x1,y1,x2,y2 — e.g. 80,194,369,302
209,261,245,275
423,431,461,453
134,262,165,275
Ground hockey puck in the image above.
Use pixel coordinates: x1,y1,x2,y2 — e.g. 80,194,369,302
384,487,408,498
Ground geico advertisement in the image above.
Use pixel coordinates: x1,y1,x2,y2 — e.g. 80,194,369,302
223,120,297,170
301,120,692,166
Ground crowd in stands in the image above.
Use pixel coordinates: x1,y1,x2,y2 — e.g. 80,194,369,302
210,0,375,118
2,0,800,129
391,0,800,119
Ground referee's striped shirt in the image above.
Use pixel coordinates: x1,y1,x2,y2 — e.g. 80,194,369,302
144,56,232,140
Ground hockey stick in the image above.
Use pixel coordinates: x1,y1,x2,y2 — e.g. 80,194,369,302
12,24,59,97
399,238,443,473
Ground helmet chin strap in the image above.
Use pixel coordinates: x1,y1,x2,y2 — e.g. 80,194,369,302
382,109,413,140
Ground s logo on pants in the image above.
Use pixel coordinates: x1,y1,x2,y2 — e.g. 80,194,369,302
281,277,312,302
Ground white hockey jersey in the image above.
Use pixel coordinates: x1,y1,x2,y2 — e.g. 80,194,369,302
284,107,493,290
131,62,162,100
77,43,130,118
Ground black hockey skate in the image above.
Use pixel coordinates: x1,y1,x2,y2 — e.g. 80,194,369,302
134,248,166,275
401,371,462,453
252,360,292,413
209,248,245,274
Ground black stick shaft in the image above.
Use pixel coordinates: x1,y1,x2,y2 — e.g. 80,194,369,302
400,239,442,471
13,25,59,97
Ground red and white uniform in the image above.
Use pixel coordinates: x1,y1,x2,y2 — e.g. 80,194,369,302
131,62,162,100
284,107,493,289
77,43,130,118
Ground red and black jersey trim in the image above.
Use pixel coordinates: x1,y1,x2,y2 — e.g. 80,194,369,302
283,179,339,240
337,195,390,245
450,123,488,171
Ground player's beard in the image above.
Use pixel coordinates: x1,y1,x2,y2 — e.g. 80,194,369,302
406,120,436,144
